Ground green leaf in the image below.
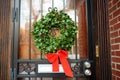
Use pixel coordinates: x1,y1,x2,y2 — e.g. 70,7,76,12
31,8,78,54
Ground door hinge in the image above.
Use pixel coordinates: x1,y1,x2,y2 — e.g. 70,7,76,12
12,8,18,22
12,8,16,22
96,45,99,57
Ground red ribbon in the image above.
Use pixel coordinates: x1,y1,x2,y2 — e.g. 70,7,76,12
46,50,73,77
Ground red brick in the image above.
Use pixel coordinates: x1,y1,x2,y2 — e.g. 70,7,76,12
112,69,116,74
116,70,120,77
117,77,120,80
116,51,120,56
117,1,120,7
109,5,117,13
117,64,120,70
112,0,119,5
109,2,112,8
112,75,116,80
118,16,120,21
113,9,120,17
110,31,118,37
112,51,120,56
114,23,120,30
112,51,116,56
109,14,113,20
112,57,120,63
115,37,120,43
111,44,119,50
110,17,117,25
112,63,116,68
110,27,114,31
110,0,120,78
111,39,115,44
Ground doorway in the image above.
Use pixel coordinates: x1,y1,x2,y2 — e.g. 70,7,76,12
11,0,96,80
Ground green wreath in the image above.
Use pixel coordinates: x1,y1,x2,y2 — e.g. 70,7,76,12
31,8,77,54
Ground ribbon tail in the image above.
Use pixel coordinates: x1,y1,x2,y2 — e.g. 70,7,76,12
60,58,73,77
52,56,59,72
46,54,59,72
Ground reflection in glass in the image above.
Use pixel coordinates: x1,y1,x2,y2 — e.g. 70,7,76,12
18,0,88,80
19,0,88,60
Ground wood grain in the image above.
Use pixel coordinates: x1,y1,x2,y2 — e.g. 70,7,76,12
96,0,112,80
0,0,12,80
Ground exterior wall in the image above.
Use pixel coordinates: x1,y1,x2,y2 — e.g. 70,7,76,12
108,0,120,80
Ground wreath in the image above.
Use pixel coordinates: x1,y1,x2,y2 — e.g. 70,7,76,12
31,8,77,54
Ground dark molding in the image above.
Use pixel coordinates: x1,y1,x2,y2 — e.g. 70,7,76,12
86,0,96,80
95,0,112,80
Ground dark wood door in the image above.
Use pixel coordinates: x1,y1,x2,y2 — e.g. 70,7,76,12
0,0,12,80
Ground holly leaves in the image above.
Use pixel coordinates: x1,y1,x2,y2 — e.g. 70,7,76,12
31,8,77,54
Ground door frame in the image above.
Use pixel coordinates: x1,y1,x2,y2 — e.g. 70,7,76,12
11,0,110,80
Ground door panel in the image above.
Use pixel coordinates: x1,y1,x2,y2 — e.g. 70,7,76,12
12,0,95,80
19,0,81,60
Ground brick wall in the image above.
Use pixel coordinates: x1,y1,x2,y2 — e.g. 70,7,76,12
108,0,120,80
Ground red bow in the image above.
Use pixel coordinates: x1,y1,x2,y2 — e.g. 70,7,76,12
46,50,73,77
